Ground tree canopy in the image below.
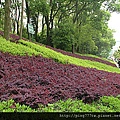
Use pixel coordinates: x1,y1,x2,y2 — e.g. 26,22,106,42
1,0,120,58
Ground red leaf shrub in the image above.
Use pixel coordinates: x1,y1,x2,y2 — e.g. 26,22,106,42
0,30,4,36
0,52,120,108
0,30,27,42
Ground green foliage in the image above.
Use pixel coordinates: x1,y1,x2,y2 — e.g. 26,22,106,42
38,96,120,112
0,7,4,30
0,37,39,56
79,10,115,58
52,19,78,52
29,0,50,16
92,96,120,112
0,99,36,112
77,24,98,54
22,27,28,39
1,96,120,112
89,10,115,58
113,49,120,59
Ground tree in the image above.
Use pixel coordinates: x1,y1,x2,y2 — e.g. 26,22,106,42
52,19,78,52
20,0,24,39
26,0,49,41
10,0,21,34
114,48,120,59
76,24,98,54
4,0,11,40
0,0,4,29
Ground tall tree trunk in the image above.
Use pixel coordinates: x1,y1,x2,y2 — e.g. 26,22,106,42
45,15,50,45
20,0,24,39
35,14,39,42
17,4,20,35
41,15,45,36
72,44,74,54
4,0,11,40
45,0,54,46
25,0,30,39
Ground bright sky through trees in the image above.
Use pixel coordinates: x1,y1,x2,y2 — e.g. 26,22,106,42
108,12,120,51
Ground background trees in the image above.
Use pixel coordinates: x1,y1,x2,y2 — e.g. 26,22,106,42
1,0,120,58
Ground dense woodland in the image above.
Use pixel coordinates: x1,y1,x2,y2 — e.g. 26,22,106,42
1,0,120,58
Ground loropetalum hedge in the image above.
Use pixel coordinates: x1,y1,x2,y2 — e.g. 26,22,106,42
0,52,120,108
0,30,19,41
0,30,27,42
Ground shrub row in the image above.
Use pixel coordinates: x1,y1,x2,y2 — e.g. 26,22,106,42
0,99,36,112
0,96,120,112
0,52,120,108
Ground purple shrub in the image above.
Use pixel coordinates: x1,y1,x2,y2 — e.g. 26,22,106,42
0,52,120,108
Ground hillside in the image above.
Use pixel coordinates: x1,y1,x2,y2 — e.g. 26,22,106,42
0,35,120,112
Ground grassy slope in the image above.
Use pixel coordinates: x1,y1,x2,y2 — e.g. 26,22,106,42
80,53,114,63
0,36,120,112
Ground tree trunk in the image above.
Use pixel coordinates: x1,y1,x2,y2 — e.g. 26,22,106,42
41,15,45,36
20,0,24,39
25,0,30,39
45,15,50,45
4,0,11,40
72,44,75,53
35,14,39,42
17,4,20,35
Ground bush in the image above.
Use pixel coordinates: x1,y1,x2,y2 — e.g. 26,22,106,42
0,52,120,108
38,96,120,112
0,99,36,112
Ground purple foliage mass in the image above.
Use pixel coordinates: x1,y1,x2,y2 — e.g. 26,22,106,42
0,30,27,42
0,30,19,40
0,52,120,108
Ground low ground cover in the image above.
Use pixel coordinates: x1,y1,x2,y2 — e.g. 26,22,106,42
1,36,119,73
0,34,120,112
0,96,120,112
46,45,115,67
0,37,39,56
19,39,120,73
0,52,120,108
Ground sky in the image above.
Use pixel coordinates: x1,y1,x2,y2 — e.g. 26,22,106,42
108,12,120,51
